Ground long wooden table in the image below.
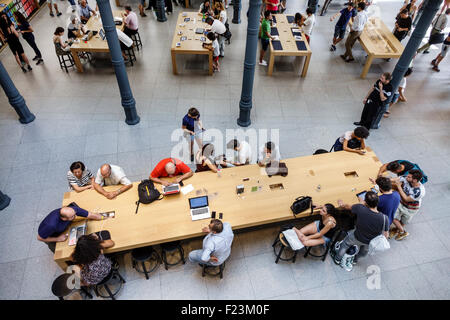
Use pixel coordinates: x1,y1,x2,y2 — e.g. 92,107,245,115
54,148,382,269
353,17,404,79
70,11,125,73
170,12,213,75
268,14,312,77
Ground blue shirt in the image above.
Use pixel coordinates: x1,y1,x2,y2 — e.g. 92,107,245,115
79,5,93,19
377,192,401,225
38,207,89,239
182,114,198,132
201,222,234,265
336,8,356,28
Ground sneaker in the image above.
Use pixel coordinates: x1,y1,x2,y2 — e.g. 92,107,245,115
340,255,353,272
431,59,437,66
259,60,268,66
36,58,44,65
432,66,440,72
389,229,399,239
395,231,409,241
146,6,152,10
423,50,430,54
57,12,62,17
333,256,341,265
330,44,336,51
50,13,54,17
152,11,157,19
21,66,27,73
353,121,361,126
340,54,346,61
140,12,147,17
346,58,355,62
32,56,39,61
27,65,33,71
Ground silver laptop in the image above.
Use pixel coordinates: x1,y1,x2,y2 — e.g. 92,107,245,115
163,183,180,195
68,219,89,246
189,196,211,221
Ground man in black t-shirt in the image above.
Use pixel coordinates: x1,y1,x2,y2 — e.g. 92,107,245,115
334,192,389,268
377,160,415,178
354,72,393,130
394,9,412,42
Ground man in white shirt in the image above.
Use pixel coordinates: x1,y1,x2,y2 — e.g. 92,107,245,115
205,16,227,57
301,8,315,43
341,1,368,62
226,139,252,166
258,141,281,167
93,164,133,199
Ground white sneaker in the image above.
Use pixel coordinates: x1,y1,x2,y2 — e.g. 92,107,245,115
259,60,267,66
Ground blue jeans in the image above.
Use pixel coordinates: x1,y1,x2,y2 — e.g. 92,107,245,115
68,0,75,5
188,250,217,266
335,230,368,262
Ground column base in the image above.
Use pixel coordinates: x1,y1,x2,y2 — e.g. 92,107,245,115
0,194,11,211
18,113,36,124
125,115,141,125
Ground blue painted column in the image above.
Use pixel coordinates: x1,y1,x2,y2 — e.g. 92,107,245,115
232,0,241,24
237,0,261,127
0,190,11,210
157,0,167,22
373,0,443,128
97,0,140,125
0,60,35,124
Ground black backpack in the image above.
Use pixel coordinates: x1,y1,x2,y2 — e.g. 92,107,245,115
136,180,163,213
290,196,313,217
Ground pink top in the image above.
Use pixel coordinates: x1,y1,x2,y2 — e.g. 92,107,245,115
125,11,138,31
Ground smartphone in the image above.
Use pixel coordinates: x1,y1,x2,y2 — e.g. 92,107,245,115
211,211,216,219
219,213,223,219
179,181,184,187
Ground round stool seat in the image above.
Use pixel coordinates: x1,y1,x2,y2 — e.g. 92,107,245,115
161,241,181,251
132,246,155,261
52,274,73,298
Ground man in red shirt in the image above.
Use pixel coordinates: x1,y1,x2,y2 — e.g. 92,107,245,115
149,158,193,186
265,0,279,14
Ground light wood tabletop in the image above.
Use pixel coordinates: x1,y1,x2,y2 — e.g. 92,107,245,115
350,17,404,78
268,14,312,77
54,148,383,269
70,10,125,72
170,12,213,75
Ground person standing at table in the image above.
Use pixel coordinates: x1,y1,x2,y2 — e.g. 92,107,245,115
182,107,205,162
37,206,104,253
122,6,139,37
372,177,401,228
79,0,96,24
188,219,234,267
340,1,367,62
259,10,274,67
93,164,133,199
226,139,252,166
199,0,214,16
67,161,94,192
149,158,193,186
300,8,315,43
205,16,226,57
354,72,393,130
393,9,412,42
329,2,356,52
14,12,43,65
264,0,279,14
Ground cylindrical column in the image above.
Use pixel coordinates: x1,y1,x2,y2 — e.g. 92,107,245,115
157,0,167,22
0,190,11,210
0,60,35,124
390,0,443,95
232,0,241,24
97,0,140,125
237,0,261,127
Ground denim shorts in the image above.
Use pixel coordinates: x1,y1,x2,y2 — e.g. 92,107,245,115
261,38,270,51
391,92,400,104
315,221,330,244
334,25,346,39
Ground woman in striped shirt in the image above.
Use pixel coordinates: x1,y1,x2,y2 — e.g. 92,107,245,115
67,161,94,192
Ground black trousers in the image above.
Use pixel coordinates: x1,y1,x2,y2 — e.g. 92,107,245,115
359,100,381,130
23,34,42,58
165,0,173,13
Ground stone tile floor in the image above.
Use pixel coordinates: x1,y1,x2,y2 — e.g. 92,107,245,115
0,0,449,299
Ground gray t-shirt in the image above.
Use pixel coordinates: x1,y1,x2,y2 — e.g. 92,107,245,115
201,222,234,265
352,204,389,244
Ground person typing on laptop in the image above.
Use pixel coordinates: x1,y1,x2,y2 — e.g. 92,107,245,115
149,158,193,187
37,206,104,253
93,164,133,200
188,219,234,266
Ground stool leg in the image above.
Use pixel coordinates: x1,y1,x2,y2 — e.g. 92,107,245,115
293,251,298,263
219,264,224,279
275,245,285,264
58,296,64,300
81,286,93,299
162,251,168,270
304,246,312,258
202,264,206,277
142,261,149,280
104,284,115,300
116,270,126,284
179,246,186,264
272,236,279,247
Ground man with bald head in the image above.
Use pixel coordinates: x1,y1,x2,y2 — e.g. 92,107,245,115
38,205,103,252
93,164,133,199
150,158,193,186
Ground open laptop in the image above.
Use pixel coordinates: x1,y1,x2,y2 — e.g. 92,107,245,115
163,184,181,195
189,196,211,221
68,219,89,246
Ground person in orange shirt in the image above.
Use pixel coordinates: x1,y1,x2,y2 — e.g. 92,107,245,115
149,158,193,186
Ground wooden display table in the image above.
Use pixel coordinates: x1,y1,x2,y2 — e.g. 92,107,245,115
54,148,382,269
267,14,312,77
353,17,404,79
70,11,125,73
170,12,213,75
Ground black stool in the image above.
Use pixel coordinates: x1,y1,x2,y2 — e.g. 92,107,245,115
56,53,75,73
123,46,136,66
201,261,226,279
304,229,347,262
94,267,126,300
160,241,185,270
131,31,143,51
272,232,299,264
51,273,93,300
78,51,93,63
131,246,160,280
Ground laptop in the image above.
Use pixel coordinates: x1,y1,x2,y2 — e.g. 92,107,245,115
68,219,89,246
99,28,106,40
189,196,211,221
163,184,181,195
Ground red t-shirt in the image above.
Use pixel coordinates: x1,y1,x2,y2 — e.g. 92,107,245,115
266,0,279,11
150,158,191,178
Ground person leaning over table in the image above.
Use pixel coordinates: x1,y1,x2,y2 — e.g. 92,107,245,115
199,0,214,16
37,206,105,253
68,14,83,40
188,219,234,266
195,143,229,173
226,139,252,166
79,0,96,24
257,141,281,167
333,126,369,154
149,158,193,186
205,16,226,57
67,161,94,192
93,164,133,200
71,233,115,286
